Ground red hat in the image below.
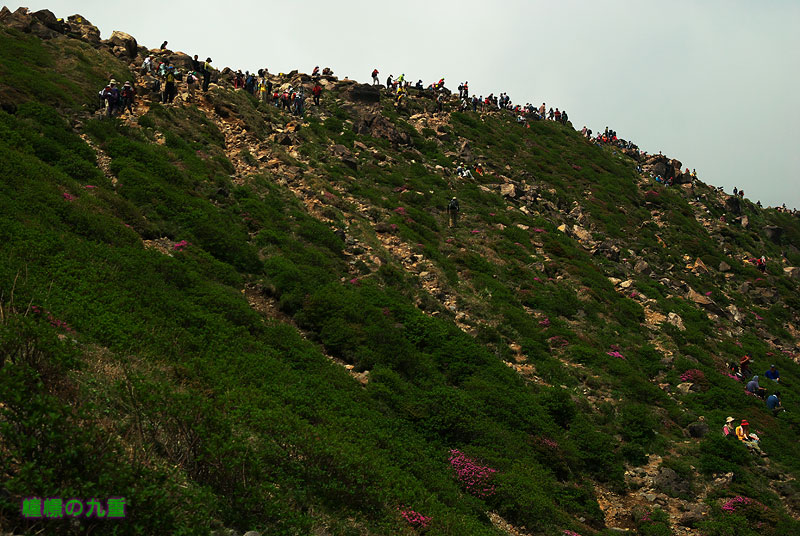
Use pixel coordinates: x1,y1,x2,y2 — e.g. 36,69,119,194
741,420,749,425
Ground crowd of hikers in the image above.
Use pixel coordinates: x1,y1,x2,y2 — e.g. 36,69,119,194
723,356,787,453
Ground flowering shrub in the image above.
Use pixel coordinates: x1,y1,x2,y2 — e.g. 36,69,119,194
532,228,546,233
62,192,77,201
31,305,74,333
448,449,497,498
393,206,407,215
470,229,480,234
607,350,625,359
680,369,705,383
721,495,767,514
173,240,191,251
548,336,569,348
563,531,582,536
399,508,431,528
348,278,360,286
84,184,97,189
540,437,559,449
539,317,551,327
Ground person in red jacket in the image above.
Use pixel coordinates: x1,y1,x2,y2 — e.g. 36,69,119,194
312,82,322,106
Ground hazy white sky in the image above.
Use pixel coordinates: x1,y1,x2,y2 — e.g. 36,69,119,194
13,1,800,208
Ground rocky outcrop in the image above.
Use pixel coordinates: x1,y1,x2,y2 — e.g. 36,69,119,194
342,83,381,103
354,112,410,145
654,467,692,496
0,7,66,38
764,225,783,243
106,30,137,58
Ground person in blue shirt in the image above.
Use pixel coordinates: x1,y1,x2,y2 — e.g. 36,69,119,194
766,392,783,415
765,364,780,383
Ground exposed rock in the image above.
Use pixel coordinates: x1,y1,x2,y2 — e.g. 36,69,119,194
667,312,685,331
690,258,708,274
784,267,800,279
725,196,742,215
634,260,651,275
571,225,592,242
677,382,694,395
687,288,712,306
107,30,137,58
243,532,262,536
712,472,734,487
66,14,101,43
593,241,621,261
726,304,744,324
687,421,709,438
764,225,783,243
678,504,709,527
655,467,692,496
619,280,634,289
500,183,517,198
343,83,380,103
354,112,410,145
719,260,731,272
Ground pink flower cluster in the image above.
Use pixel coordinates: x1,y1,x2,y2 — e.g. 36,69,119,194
540,437,559,449
30,305,74,333
532,228,546,233
548,336,569,348
399,508,431,528
721,496,767,514
607,350,625,359
563,531,582,536
173,240,191,251
470,229,480,234
84,184,97,189
349,278,360,285
680,369,705,382
62,192,77,201
393,185,408,193
539,317,551,327
448,449,497,498
394,206,407,215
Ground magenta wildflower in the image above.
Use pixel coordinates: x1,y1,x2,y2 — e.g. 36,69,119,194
489,212,496,216
470,229,480,234
680,369,705,382
539,317,550,327
399,508,431,528
389,223,399,232
705,291,712,296
394,206,407,215
84,184,97,189
607,350,625,359
721,496,767,514
448,449,497,498
532,228,546,233
540,437,559,449
446,237,453,243
62,192,77,201
173,240,191,251
349,278,360,285
563,531,583,536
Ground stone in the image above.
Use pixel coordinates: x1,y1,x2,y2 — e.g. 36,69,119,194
719,261,731,272
619,280,634,289
741,215,749,228
691,258,709,274
354,112,410,145
608,277,622,286
655,467,692,496
572,225,592,242
593,241,621,261
500,183,516,197
108,30,137,57
784,267,800,279
678,504,708,527
634,260,651,275
557,223,567,233
343,83,380,103
66,14,101,43
687,421,709,438
764,225,783,243
677,382,694,395
667,312,685,331
712,472,734,487
243,532,262,536
687,289,712,306
726,304,744,323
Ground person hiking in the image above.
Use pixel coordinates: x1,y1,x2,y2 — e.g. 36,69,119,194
371,68,379,85
746,375,766,399
259,77,270,104
293,90,305,117
312,82,322,106
766,392,783,415
723,416,737,438
435,92,445,114
120,81,136,115
757,255,766,273
163,65,177,104
160,40,168,50
202,58,212,92
447,197,460,228
141,55,153,75
765,364,780,383
386,74,393,90
312,66,320,77
186,71,198,102
281,88,291,110
740,355,753,377
101,79,120,117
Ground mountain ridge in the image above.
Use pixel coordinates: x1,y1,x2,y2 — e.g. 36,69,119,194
2,7,800,536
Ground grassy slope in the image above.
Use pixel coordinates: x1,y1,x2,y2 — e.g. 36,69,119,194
1,25,800,536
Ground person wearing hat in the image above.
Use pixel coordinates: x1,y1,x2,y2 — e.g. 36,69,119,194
722,416,736,438
101,79,120,117
202,58,213,92
120,81,136,116
735,419,761,451
447,197,460,228
765,364,780,383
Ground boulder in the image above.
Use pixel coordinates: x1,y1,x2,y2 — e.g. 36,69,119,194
726,304,744,324
667,312,685,331
654,467,692,496
593,241,621,261
784,267,800,279
354,113,410,145
725,196,741,215
634,260,652,275
678,504,709,527
66,14,101,43
677,382,694,395
687,421,709,438
343,83,380,103
571,225,593,242
687,289,712,306
500,183,516,198
764,225,783,243
719,261,731,272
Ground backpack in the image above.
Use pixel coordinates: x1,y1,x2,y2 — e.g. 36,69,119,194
448,199,459,211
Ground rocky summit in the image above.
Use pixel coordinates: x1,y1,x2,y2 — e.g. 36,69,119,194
2,7,800,536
